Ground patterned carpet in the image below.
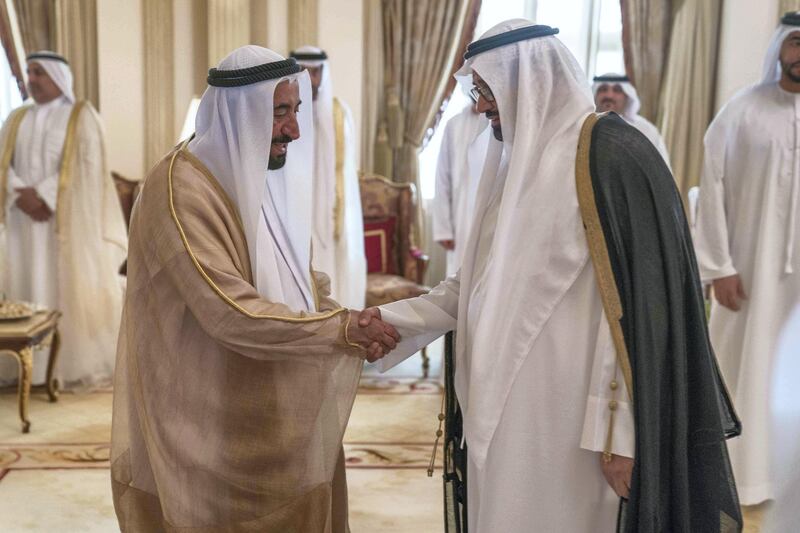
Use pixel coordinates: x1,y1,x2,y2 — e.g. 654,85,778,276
0,343,445,533
0,340,767,532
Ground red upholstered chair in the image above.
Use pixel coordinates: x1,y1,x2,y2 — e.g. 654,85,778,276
360,173,432,377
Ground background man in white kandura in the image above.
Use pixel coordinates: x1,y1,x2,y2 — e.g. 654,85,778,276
0,51,126,388
432,100,489,276
695,12,800,506
593,73,670,167
290,45,366,309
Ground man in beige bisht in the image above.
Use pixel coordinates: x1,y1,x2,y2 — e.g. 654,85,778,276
290,46,366,309
0,51,126,387
111,46,398,532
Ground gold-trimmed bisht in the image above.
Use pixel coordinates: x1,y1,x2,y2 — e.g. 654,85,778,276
575,112,634,461
333,97,346,242
167,140,355,328
0,101,85,234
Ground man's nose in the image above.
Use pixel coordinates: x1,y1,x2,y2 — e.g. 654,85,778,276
476,96,493,114
283,114,300,141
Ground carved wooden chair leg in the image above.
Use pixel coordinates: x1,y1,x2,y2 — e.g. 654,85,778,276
421,346,430,379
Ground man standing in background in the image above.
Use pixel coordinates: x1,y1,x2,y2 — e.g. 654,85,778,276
0,51,126,388
695,12,800,506
432,101,489,276
593,73,670,167
291,45,366,308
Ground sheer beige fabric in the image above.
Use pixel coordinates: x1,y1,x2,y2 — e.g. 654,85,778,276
52,0,99,107
657,0,722,199
620,0,673,122
111,146,365,532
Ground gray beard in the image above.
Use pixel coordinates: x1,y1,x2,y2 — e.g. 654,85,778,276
268,154,287,170
491,125,503,142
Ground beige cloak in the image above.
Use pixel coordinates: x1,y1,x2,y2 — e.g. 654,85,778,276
111,144,364,532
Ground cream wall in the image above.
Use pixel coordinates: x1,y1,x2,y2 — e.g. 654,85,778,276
715,0,780,111
97,0,145,179
95,0,365,177
318,0,364,157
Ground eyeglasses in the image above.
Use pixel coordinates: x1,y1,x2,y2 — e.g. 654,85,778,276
469,84,495,103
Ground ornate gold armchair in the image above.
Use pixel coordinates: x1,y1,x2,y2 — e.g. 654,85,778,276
359,173,432,377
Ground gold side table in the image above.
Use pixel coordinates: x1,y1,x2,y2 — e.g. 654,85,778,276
0,310,61,433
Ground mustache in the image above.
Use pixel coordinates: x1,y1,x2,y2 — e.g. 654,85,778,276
485,111,499,120
271,135,293,144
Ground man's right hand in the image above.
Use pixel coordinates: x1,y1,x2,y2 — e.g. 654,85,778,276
713,274,747,311
438,240,455,251
347,309,400,362
15,187,52,222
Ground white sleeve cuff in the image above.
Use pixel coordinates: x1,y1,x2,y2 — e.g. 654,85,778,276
580,394,635,459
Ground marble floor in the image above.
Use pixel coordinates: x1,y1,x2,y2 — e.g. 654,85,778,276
0,338,767,532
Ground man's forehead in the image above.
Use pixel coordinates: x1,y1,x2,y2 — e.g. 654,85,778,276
272,79,300,107
784,30,800,44
27,61,46,71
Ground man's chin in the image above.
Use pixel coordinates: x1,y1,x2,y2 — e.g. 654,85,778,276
268,154,287,170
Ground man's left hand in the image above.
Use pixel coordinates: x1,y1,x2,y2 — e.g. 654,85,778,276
601,454,633,499
15,187,52,222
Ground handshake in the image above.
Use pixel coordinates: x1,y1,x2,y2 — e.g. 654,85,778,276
347,307,400,362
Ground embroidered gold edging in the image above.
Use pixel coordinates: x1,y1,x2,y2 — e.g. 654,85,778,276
178,144,253,282
575,112,634,401
0,106,33,224
342,311,364,350
333,98,345,242
167,146,346,324
56,101,87,234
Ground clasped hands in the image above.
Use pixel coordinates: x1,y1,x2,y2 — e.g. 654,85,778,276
15,187,52,222
347,307,399,362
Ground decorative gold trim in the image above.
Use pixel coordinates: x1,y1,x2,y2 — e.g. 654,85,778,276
56,101,87,234
167,145,347,324
358,171,413,190
333,98,345,242
364,228,388,272
0,106,33,224
575,113,634,401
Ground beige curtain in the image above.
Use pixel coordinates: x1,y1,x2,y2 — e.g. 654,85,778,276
12,0,51,53
657,0,723,199
620,0,673,122
380,0,477,187
288,0,318,51
142,0,175,170
781,0,800,13
52,0,98,107
0,0,27,99
361,0,385,174
207,0,250,66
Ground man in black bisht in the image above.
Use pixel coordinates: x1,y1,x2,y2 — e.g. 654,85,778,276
362,19,742,533
450,20,742,533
